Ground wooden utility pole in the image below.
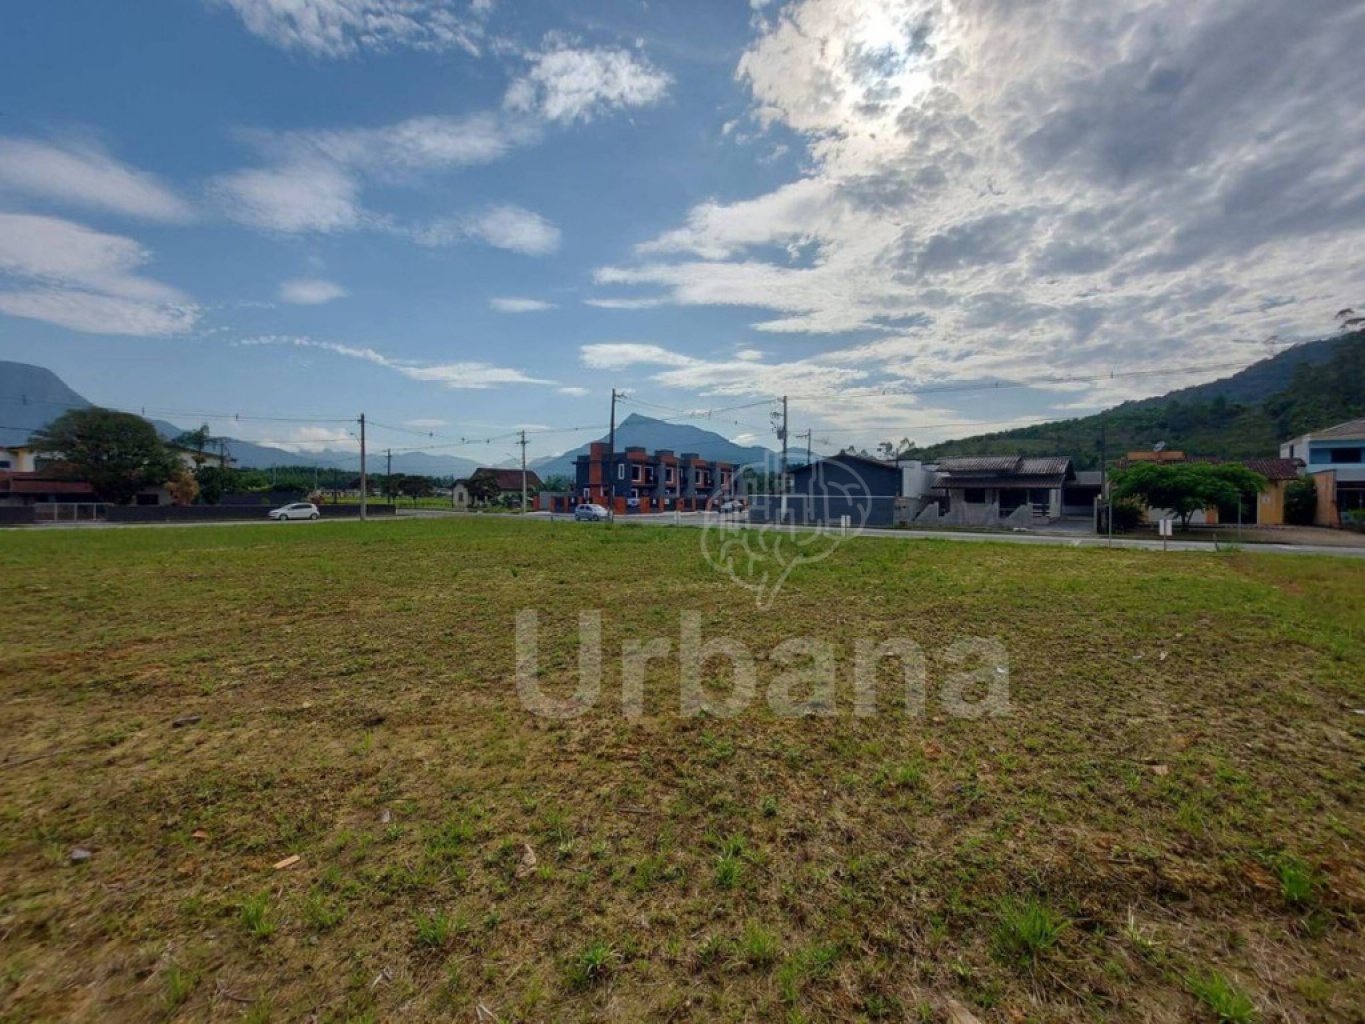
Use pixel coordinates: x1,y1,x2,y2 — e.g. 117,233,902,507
777,396,789,520
359,413,367,521
607,388,618,516
519,429,529,513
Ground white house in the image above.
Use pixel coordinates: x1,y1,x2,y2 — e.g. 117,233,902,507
0,445,39,473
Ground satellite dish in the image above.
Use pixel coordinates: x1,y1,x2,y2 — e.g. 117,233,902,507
1154,441,1167,453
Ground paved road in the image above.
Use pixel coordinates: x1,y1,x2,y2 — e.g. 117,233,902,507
19,508,1365,559
507,509,1365,559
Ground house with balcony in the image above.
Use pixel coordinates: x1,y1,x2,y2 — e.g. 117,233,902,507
556,442,737,513
1281,418,1365,526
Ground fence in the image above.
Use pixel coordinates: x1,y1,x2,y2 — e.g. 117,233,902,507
32,503,107,524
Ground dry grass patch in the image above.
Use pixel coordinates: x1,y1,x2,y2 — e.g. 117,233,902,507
0,518,1362,1022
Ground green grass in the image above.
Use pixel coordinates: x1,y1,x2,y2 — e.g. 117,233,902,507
1186,969,1258,1022
1,517,1362,1022
414,909,455,949
567,940,618,989
993,897,1069,969
239,892,276,941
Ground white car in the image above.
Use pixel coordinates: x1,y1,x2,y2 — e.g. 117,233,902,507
268,502,320,521
574,503,610,522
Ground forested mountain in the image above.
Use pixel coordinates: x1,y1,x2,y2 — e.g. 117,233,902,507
912,331,1365,469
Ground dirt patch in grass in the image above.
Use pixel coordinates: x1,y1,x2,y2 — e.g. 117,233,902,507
1,518,1362,1022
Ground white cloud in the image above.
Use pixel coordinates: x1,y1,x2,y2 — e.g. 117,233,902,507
0,213,196,336
558,386,589,397
211,160,362,234
595,0,1365,418
580,341,867,398
583,296,666,310
505,45,671,124
210,0,484,58
271,425,360,453
298,113,532,176
0,289,197,337
457,205,561,255
580,343,695,370
280,278,348,304
0,137,192,222
239,334,555,389
405,417,447,427
490,296,556,312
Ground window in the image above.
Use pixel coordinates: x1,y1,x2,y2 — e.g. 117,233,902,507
963,488,987,504
1311,447,1363,465
617,464,625,479
0,459,9,469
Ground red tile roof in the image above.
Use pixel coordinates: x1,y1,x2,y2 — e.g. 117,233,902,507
469,468,544,491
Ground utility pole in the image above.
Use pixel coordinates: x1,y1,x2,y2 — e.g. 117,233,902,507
386,448,392,502
519,429,529,513
1101,411,1111,546
359,413,367,521
796,428,812,467
777,396,789,521
607,388,618,517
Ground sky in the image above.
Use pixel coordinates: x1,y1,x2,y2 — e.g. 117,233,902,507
1,0,1363,462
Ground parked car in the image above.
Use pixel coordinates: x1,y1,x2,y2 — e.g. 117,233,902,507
719,500,740,513
574,503,610,522
268,502,320,521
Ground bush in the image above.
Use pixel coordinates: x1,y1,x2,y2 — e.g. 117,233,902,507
1106,498,1143,533
1284,478,1317,525
1345,508,1365,532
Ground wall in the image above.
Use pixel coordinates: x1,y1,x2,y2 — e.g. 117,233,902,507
1313,470,1339,527
106,504,396,523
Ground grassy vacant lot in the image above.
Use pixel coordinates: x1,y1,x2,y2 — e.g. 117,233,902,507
1,519,1362,1023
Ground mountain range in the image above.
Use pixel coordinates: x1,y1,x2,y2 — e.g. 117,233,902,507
0,362,777,479
0,361,487,476
530,413,778,480
7,332,1363,480
912,330,1365,468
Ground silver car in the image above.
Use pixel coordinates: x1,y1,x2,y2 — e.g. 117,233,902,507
268,502,320,521
574,503,610,522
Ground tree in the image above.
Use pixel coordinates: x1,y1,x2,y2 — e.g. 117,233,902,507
877,438,917,460
1110,461,1266,529
32,408,179,505
194,464,237,505
1284,477,1318,526
166,467,199,506
172,424,216,464
466,474,501,505
542,474,574,492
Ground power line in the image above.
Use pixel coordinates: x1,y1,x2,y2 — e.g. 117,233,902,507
775,360,1258,403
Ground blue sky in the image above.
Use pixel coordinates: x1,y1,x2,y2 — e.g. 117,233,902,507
1,0,1363,462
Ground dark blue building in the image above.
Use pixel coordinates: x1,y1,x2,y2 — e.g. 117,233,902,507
750,452,902,527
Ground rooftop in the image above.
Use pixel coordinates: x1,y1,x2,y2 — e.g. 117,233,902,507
1306,417,1365,442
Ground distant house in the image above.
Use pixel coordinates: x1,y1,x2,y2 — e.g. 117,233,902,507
557,443,737,514
1119,450,1304,525
468,467,543,505
169,445,229,471
0,473,97,506
451,480,471,510
753,453,1081,528
753,452,901,527
0,445,39,473
935,456,1075,521
1280,418,1365,525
